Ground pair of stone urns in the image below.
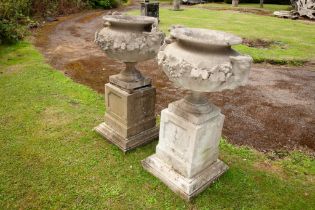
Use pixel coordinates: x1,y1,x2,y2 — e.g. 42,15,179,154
94,14,252,200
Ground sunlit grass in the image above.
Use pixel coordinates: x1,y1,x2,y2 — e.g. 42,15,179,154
0,42,314,209
196,3,292,12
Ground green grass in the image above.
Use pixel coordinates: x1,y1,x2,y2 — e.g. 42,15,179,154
130,8,315,64
0,42,314,209
196,3,292,12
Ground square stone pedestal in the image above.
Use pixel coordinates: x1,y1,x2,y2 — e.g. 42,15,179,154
142,100,228,200
95,83,159,152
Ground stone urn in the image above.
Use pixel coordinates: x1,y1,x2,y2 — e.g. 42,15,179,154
142,26,252,199
94,14,164,152
95,14,164,90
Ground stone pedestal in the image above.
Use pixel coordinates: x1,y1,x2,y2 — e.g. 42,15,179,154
142,99,228,200
95,83,159,152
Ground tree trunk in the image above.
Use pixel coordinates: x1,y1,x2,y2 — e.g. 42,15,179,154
260,0,264,8
232,0,239,7
173,0,181,10
294,0,315,19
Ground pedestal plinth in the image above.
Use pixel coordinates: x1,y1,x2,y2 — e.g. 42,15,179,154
95,83,159,152
142,99,228,200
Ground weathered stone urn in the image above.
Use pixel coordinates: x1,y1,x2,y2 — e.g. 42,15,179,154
142,26,252,199
94,14,164,152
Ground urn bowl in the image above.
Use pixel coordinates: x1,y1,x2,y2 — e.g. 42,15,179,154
158,26,253,92
95,15,164,63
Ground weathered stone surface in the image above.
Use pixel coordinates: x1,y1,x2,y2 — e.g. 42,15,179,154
157,102,225,177
158,26,252,92
95,83,158,151
95,15,163,63
143,27,252,199
95,122,159,152
142,96,228,199
142,153,228,200
109,74,151,92
94,14,163,151
95,14,164,90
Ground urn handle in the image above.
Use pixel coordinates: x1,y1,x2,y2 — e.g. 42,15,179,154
103,11,122,27
165,25,184,44
229,55,253,85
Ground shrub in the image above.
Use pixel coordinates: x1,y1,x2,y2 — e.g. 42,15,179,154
0,0,31,44
0,0,120,44
88,0,121,8
31,0,89,17
0,20,28,44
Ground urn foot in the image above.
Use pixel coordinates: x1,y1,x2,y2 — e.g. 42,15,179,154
109,62,152,92
109,74,151,92
142,155,228,200
95,83,159,152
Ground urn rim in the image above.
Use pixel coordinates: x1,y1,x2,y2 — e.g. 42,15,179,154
103,15,157,27
170,27,243,47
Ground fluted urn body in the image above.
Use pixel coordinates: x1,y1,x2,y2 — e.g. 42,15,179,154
95,15,164,90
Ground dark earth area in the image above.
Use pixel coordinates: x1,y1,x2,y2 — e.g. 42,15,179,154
32,10,315,153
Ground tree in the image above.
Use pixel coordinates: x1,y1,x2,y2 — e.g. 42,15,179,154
232,0,239,7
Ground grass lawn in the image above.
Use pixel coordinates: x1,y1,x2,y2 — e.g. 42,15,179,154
195,3,293,12
130,8,315,64
0,42,315,209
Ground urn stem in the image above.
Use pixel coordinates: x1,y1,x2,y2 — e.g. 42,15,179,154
185,91,208,105
181,91,212,114
118,62,144,83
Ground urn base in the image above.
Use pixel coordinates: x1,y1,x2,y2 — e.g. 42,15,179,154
142,155,228,200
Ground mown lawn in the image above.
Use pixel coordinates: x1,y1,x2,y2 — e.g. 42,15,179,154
0,42,314,209
195,3,292,12
130,8,315,64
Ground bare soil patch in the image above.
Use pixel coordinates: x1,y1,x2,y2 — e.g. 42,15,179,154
243,38,288,49
33,10,315,153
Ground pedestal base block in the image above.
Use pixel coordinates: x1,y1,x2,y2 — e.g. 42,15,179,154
95,122,159,152
142,99,228,199
142,155,228,200
95,83,158,152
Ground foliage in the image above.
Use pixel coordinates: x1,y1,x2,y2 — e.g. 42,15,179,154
0,0,31,44
89,0,122,8
30,0,89,17
0,20,28,44
0,0,119,44
0,42,314,209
